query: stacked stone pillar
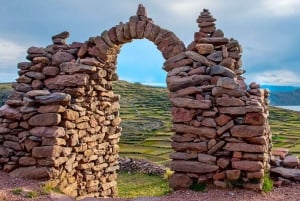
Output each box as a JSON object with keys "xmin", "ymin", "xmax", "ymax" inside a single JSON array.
[{"xmin": 168, "ymin": 9, "xmax": 271, "ymax": 191}]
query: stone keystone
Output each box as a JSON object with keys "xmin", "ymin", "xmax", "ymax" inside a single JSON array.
[{"xmin": 137, "ymin": 4, "xmax": 147, "ymax": 16}]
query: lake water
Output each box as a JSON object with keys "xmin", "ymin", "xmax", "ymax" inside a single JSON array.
[{"xmin": 276, "ymin": 106, "xmax": 300, "ymax": 112}]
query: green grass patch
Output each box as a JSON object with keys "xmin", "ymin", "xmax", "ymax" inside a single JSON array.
[
  {"xmin": 11, "ymin": 188, "xmax": 22, "ymax": 195},
  {"xmin": 262, "ymin": 174, "xmax": 274, "ymax": 193},
  {"xmin": 117, "ymin": 172, "xmax": 171, "ymax": 198}
]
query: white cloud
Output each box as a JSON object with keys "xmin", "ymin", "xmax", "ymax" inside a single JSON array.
[
  {"xmin": 249, "ymin": 70, "xmax": 300, "ymax": 86},
  {"xmin": 0, "ymin": 38, "xmax": 27, "ymax": 67},
  {"xmin": 260, "ymin": 0, "xmax": 300, "ymax": 17}
]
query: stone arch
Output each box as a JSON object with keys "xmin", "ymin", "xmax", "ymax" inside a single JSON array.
[
  {"xmin": 77, "ymin": 4, "xmax": 186, "ymax": 80},
  {"xmin": 0, "ymin": 4, "xmax": 272, "ymax": 199}
]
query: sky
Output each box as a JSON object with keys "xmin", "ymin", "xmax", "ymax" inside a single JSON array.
[{"xmin": 0, "ymin": 0, "xmax": 300, "ymax": 86}]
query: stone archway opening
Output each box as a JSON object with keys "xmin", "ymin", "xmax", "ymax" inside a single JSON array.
[
  {"xmin": 0, "ymin": 4, "xmax": 271, "ymax": 199},
  {"xmin": 115, "ymin": 39, "xmax": 172, "ymax": 165}
]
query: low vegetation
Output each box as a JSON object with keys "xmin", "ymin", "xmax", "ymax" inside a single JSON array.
[{"xmin": 117, "ymin": 171, "xmax": 170, "ymax": 198}]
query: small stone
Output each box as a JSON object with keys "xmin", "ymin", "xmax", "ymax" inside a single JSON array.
[
  {"xmin": 171, "ymin": 107, "xmax": 196, "ymax": 122},
  {"xmin": 217, "ymin": 157, "xmax": 230, "ymax": 169},
  {"xmin": 232, "ymin": 160, "xmax": 263, "ymax": 172},
  {"xmin": 230, "ymin": 125, "xmax": 265, "ymax": 138},
  {"xmin": 52, "ymin": 31, "xmax": 70, "ymax": 40},
  {"xmin": 226, "ymin": 170, "xmax": 241, "ymax": 180},
  {"xmin": 52, "ymin": 52, "xmax": 74, "ymax": 66},
  {"xmin": 29, "ymin": 126, "xmax": 65, "ymax": 138},
  {"xmin": 195, "ymin": 44, "xmax": 214, "ymax": 54},
  {"xmin": 9, "ymin": 166, "xmax": 49, "ymax": 179},
  {"xmin": 28, "ymin": 113, "xmax": 61, "ymax": 126},
  {"xmin": 282, "ymin": 155, "xmax": 299, "ymax": 168},
  {"xmin": 210, "ymin": 65, "xmax": 236, "ymax": 78},
  {"xmin": 271, "ymin": 167, "xmax": 300, "ymax": 181},
  {"xmin": 26, "ymin": 90, "xmax": 50, "ymax": 97},
  {"xmin": 216, "ymin": 114, "xmax": 232, "ymax": 126},
  {"xmin": 169, "ymin": 173, "xmax": 192, "ymax": 190},
  {"xmin": 207, "ymin": 51, "xmax": 223, "ymax": 62},
  {"xmin": 198, "ymin": 153, "xmax": 216, "ymax": 164},
  {"xmin": 217, "ymin": 77, "xmax": 238, "ymax": 89},
  {"xmin": 224, "ymin": 142, "xmax": 265, "ymax": 153}
]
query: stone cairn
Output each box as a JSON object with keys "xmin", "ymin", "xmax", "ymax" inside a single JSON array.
[
  {"xmin": 0, "ymin": 5, "xmax": 271, "ymax": 198},
  {"xmin": 168, "ymin": 9, "xmax": 271, "ymax": 191}
]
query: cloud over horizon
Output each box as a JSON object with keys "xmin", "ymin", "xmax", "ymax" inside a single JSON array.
[{"xmin": 0, "ymin": 0, "xmax": 299, "ymax": 86}]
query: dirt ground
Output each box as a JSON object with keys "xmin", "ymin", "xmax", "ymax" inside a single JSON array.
[{"xmin": 0, "ymin": 171, "xmax": 300, "ymax": 201}]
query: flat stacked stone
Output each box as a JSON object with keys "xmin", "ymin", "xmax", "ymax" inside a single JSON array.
[{"xmin": 167, "ymin": 9, "xmax": 271, "ymax": 191}]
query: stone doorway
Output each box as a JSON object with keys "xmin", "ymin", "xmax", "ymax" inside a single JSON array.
[{"xmin": 0, "ymin": 4, "xmax": 271, "ymax": 198}]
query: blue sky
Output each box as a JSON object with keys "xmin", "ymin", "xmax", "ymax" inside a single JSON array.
[{"xmin": 1, "ymin": 0, "xmax": 300, "ymax": 86}]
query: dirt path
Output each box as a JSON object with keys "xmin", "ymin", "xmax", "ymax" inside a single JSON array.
[{"xmin": 0, "ymin": 171, "xmax": 299, "ymax": 201}]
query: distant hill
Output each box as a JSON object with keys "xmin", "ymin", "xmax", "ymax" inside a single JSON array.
[{"xmin": 269, "ymin": 89, "xmax": 300, "ymax": 106}]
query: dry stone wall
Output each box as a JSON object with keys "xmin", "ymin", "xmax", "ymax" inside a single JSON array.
[
  {"xmin": 0, "ymin": 4, "xmax": 271, "ymax": 198},
  {"xmin": 168, "ymin": 9, "xmax": 271, "ymax": 191}
]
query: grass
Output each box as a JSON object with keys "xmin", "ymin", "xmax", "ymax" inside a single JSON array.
[
  {"xmin": 11, "ymin": 188, "xmax": 22, "ymax": 195},
  {"xmin": 262, "ymin": 174, "xmax": 274, "ymax": 193},
  {"xmin": 117, "ymin": 171, "xmax": 171, "ymax": 198}
]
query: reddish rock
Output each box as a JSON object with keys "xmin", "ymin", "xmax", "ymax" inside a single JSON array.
[
  {"xmin": 0, "ymin": 105, "xmax": 22, "ymax": 120},
  {"xmin": 226, "ymin": 170, "xmax": 240, "ymax": 180},
  {"xmin": 38, "ymin": 105, "xmax": 66, "ymax": 113},
  {"xmin": 224, "ymin": 142, "xmax": 266, "ymax": 153},
  {"xmin": 167, "ymin": 74, "xmax": 211, "ymax": 92},
  {"xmin": 282, "ymin": 155, "xmax": 299, "ymax": 168},
  {"xmin": 32, "ymin": 145, "xmax": 62, "ymax": 158},
  {"xmin": 217, "ymin": 120, "xmax": 234, "ymax": 135},
  {"xmin": 207, "ymin": 51, "xmax": 223, "ymax": 62},
  {"xmin": 213, "ymin": 172, "xmax": 225, "ymax": 180},
  {"xmin": 208, "ymin": 141, "xmax": 225, "ymax": 154},
  {"xmin": 9, "ymin": 166, "xmax": 49, "ymax": 179},
  {"xmin": 272, "ymin": 148, "xmax": 289, "ymax": 159},
  {"xmin": 232, "ymin": 160, "xmax": 263, "ymax": 172},
  {"xmin": 245, "ymin": 113, "xmax": 266, "ymax": 125},
  {"xmin": 171, "ymin": 107, "xmax": 196, "ymax": 122},
  {"xmin": 219, "ymin": 106, "xmax": 246, "ymax": 115},
  {"xmin": 244, "ymin": 136, "xmax": 267, "ymax": 145},
  {"xmin": 35, "ymin": 92, "xmax": 71, "ymax": 106},
  {"xmin": 201, "ymin": 118, "xmax": 216, "ymax": 127},
  {"xmin": 29, "ymin": 126, "xmax": 65, "ymax": 138},
  {"xmin": 198, "ymin": 153, "xmax": 216, "ymax": 164},
  {"xmin": 44, "ymin": 74, "xmax": 89, "ymax": 90},
  {"xmin": 28, "ymin": 113, "xmax": 61, "ymax": 126},
  {"xmin": 220, "ymin": 57, "xmax": 235, "ymax": 70},
  {"xmin": 52, "ymin": 52, "xmax": 74, "ymax": 65},
  {"xmin": 63, "ymin": 109, "xmax": 79, "ymax": 121},
  {"xmin": 3, "ymin": 141, "xmax": 22, "ymax": 151},
  {"xmin": 172, "ymin": 141, "xmax": 207, "ymax": 152},
  {"xmin": 212, "ymin": 87, "xmax": 245, "ymax": 97},
  {"xmin": 18, "ymin": 157, "xmax": 36, "ymax": 166},
  {"xmin": 216, "ymin": 77, "xmax": 238, "ymax": 89},
  {"xmin": 217, "ymin": 157, "xmax": 230, "ymax": 169},
  {"xmin": 271, "ymin": 167, "xmax": 300, "ymax": 181},
  {"xmin": 170, "ymin": 152, "xmax": 198, "ymax": 160},
  {"xmin": 216, "ymin": 114, "xmax": 232, "ymax": 126},
  {"xmin": 195, "ymin": 43, "xmax": 214, "ymax": 54},
  {"xmin": 217, "ymin": 97, "xmax": 245, "ymax": 107},
  {"xmin": 171, "ymin": 97, "xmax": 211, "ymax": 109},
  {"xmin": 247, "ymin": 170, "xmax": 264, "ymax": 179},
  {"xmin": 173, "ymin": 124, "xmax": 216, "ymax": 138},
  {"xmin": 169, "ymin": 173, "xmax": 192, "ymax": 190},
  {"xmin": 171, "ymin": 160, "xmax": 219, "ymax": 173},
  {"xmin": 230, "ymin": 125, "xmax": 265, "ymax": 138}
]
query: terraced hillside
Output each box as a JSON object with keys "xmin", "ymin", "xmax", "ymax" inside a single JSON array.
[
  {"xmin": 112, "ymin": 81, "xmax": 173, "ymax": 165},
  {"xmin": 0, "ymin": 81, "xmax": 299, "ymax": 165}
]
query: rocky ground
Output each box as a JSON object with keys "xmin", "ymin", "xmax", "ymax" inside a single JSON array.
[{"xmin": 0, "ymin": 170, "xmax": 300, "ymax": 201}]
